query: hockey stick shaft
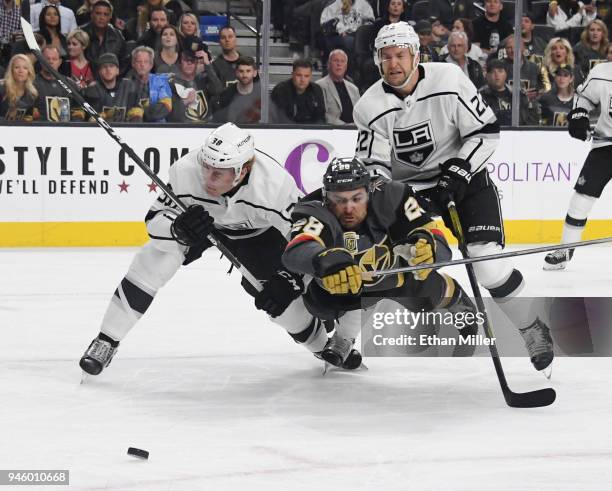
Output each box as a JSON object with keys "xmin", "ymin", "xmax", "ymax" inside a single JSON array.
[
  {"xmin": 370, "ymin": 236, "xmax": 612, "ymax": 277},
  {"xmin": 447, "ymin": 203, "xmax": 512, "ymax": 391},
  {"xmin": 447, "ymin": 203, "xmax": 555, "ymax": 407},
  {"xmin": 19, "ymin": 17, "xmax": 263, "ymax": 292}
]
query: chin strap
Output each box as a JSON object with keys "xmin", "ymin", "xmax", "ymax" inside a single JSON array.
[{"xmin": 379, "ymin": 51, "xmax": 420, "ymax": 91}]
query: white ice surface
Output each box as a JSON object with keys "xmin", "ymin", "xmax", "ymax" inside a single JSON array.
[{"xmin": 1, "ymin": 245, "xmax": 611, "ymax": 490}]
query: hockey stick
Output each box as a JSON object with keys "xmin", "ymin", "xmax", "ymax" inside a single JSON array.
[
  {"xmin": 369, "ymin": 236, "xmax": 612, "ymax": 277},
  {"xmin": 447, "ymin": 202, "xmax": 556, "ymax": 408},
  {"xmin": 19, "ymin": 17, "xmax": 263, "ymax": 292}
]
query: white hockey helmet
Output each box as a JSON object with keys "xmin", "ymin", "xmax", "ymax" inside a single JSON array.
[
  {"xmin": 198, "ymin": 123, "xmax": 255, "ymax": 181},
  {"xmin": 373, "ymin": 21, "xmax": 420, "ymax": 69}
]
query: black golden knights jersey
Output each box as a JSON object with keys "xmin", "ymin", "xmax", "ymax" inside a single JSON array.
[
  {"xmin": 353, "ymin": 63, "xmax": 500, "ymax": 189},
  {"xmin": 83, "ymin": 78, "xmax": 142, "ymax": 122},
  {"xmin": 33, "ymin": 75, "xmax": 79, "ymax": 122},
  {"xmin": 284, "ymin": 179, "xmax": 439, "ymax": 293}
]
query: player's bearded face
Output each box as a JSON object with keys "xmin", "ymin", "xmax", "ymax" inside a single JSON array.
[
  {"xmin": 381, "ymin": 46, "xmax": 415, "ymax": 86},
  {"xmin": 202, "ymin": 163, "xmax": 240, "ymax": 196},
  {"xmin": 327, "ymin": 188, "xmax": 369, "ymax": 230}
]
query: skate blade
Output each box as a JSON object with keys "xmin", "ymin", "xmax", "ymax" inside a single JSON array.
[
  {"xmin": 80, "ymin": 371, "xmax": 89, "ymax": 384},
  {"xmin": 543, "ymin": 263, "xmax": 566, "ymax": 271},
  {"xmin": 321, "ymin": 361, "xmax": 368, "ymax": 375},
  {"xmin": 541, "ymin": 364, "xmax": 553, "ymax": 380}
]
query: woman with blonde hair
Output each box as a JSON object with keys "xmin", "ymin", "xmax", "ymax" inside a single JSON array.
[
  {"xmin": 544, "ymin": 37, "xmax": 583, "ymax": 87},
  {"xmin": 178, "ymin": 12, "xmax": 200, "ymax": 38},
  {"xmin": 0, "ymin": 55, "xmax": 39, "ymax": 121},
  {"xmin": 66, "ymin": 29, "xmax": 94, "ymax": 89},
  {"xmin": 573, "ymin": 19, "xmax": 609, "ymax": 78}
]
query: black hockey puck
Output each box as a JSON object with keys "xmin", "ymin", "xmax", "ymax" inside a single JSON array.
[{"xmin": 127, "ymin": 447, "xmax": 149, "ymax": 460}]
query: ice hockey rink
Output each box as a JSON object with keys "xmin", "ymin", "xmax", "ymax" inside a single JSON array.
[{"xmin": 1, "ymin": 245, "xmax": 611, "ymax": 490}]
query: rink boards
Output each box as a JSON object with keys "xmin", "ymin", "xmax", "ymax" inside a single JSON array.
[{"xmin": 0, "ymin": 125, "xmax": 609, "ymax": 246}]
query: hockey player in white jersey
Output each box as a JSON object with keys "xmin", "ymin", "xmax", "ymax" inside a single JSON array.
[
  {"xmin": 544, "ymin": 61, "xmax": 612, "ymax": 270},
  {"xmin": 79, "ymin": 123, "xmax": 334, "ymax": 375},
  {"xmin": 353, "ymin": 22, "xmax": 554, "ymax": 373}
]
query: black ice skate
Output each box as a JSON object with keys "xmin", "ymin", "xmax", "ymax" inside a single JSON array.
[
  {"xmin": 79, "ymin": 335, "xmax": 119, "ymax": 376},
  {"xmin": 315, "ymin": 333, "xmax": 363, "ymax": 372},
  {"xmin": 519, "ymin": 318, "xmax": 554, "ymax": 377},
  {"xmin": 543, "ymin": 248, "xmax": 574, "ymax": 270}
]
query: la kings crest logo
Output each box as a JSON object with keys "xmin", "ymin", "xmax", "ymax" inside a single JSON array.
[{"xmin": 392, "ymin": 121, "xmax": 436, "ymax": 168}]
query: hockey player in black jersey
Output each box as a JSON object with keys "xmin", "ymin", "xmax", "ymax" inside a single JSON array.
[
  {"xmin": 353, "ymin": 21, "xmax": 554, "ymax": 374},
  {"xmin": 282, "ymin": 157, "xmax": 479, "ymax": 368}
]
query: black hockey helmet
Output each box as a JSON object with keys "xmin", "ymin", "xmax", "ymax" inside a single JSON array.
[{"xmin": 323, "ymin": 157, "xmax": 371, "ymax": 195}]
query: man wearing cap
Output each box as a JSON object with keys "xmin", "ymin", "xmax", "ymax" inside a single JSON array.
[
  {"xmin": 479, "ymin": 58, "xmax": 540, "ymax": 126},
  {"xmin": 414, "ymin": 20, "xmax": 440, "ymax": 62},
  {"xmin": 82, "ymin": 52, "xmax": 142, "ymax": 122},
  {"xmin": 167, "ymin": 47, "xmax": 223, "ymax": 122}
]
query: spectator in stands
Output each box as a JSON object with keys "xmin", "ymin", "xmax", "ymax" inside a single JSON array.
[
  {"xmin": 538, "ymin": 65, "xmax": 574, "ymax": 126},
  {"xmin": 373, "ymin": 0, "xmax": 408, "ymax": 33},
  {"xmin": 606, "ymin": 44, "xmax": 612, "ymax": 61},
  {"xmin": 136, "ymin": 7, "xmax": 170, "ymax": 50},
  {"xmin": 480, "ymin": 58, "xmax": 540, "ymax": 126},
  {"xmin": 76, "ymin": 0, "xmax": 96, "ymax": 27},
  {"xmin": 214, "ymin": 56, "xmax": 261, "ymax": 124},
  {"xmin": 1, "ymin": 0, "xmax": 24, "ymax": 67},
  {"xmin": 212, "ymin": 26, "xmax": 242, "ymax": 88},
  {"xmin": 428, "ymin": 0, "xmax": 454, "ymax": 29},
  {"xmin": 0, "ymin": 54, "xmax": 39, "ymax": 121},
  {"xmin": 439, "ymin": 18, "xmax": 485, "ymax": 66},
  {"xmin": 472, "ymin": 0, "xmax": 513, "ymax": 54},
  {"xmin": 129, "ymin": 45, "xmax": 172, "ymax": 122},
  {"xmin": 442, "ymin": 31, "xmax": 485, "ymax": 89},
  {"xmin": 320, "ymin": 0, "xmax": 374, "ymax": 70},
  {"xmin": 414, "ymin": 20, "xmax": 440, "ymax": 62},
  {"xmin": 10, "ymin": 32, "xmax": 47, "ymax": 69},
  {"xmin": 31, "ymin": 0, "xmax": 77, "ymax": 35},
  {"xmin": 83, "ymin": 1, "xmax": 128, "ymax": 74},
  {"xmin": 573, "ymin": 19, "xmax": 609, "ymax": 78},
  {"xmin": 498, "ymin": 35, "xmax": 550, "ymax": 98},
  {"xmin": 167, "ymin": 48, "xmax": 223, "ymax": 122},
  {"xmin": 37, "ymin": 5, "xmax": 68, "ymax": 58},
  {"xmin": 82, "ymin": 52, "xmax": 142, "ymax": 121},
  {"xmin": 34, "ymin": 45, "xmax": 81, "ymax": 121},
  {"xmin": 270, "ymin": 58, "xmax": 325, "ymax": 124},
  {"xmin": 66, "ymin": 29, "xmax": 94, "ymax": 89},
  {"xmin": 178, "ymin": 12, "xmax": 200, "ymax": 38},
  {"xmin": 522, "ymin": 12, "xmax": 547, "ymax": 58},
  {"xmin": 543, "ymin": 36, "xmax": 583, "ymax": 87},
  {"xmin": 430, "ymin": 16, "xmax": 450, "ymax": 46},
  {"xmin": 315, "ymin": 48, "xmax": 359, "ymax": 125},
  {"xmin": 154, "ymin": 24, "xmax": 181, "ymax": 73},
  {"xmin": 547, "ymin": 0, "xmax": 596, "ymax": 32}
]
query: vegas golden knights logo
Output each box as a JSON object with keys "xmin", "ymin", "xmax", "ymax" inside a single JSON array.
[
  {"xmin": 102, "ymin": 105, "xmax": 127, "ymax": 122},
  {"xmin": 185, "ymin": 90, "xmax": 208, "ymax": 121},
  {"xmin": 5, "ymin": 108, "xmax": 27, "ymax": 121},
  {"xmin": 356, "ymin": 242, "xmax": 391, "ymax": 286},
  {"xmin": 553, "ymin": 111, "xmax": 568, "ymax": 127},
  {"xmin": 46, "ymin": 96, "xmax": 70, "ymax": 122},
  {"xmin": 343, "ymin": 232, "xmax": 359, "ymax": 254}
]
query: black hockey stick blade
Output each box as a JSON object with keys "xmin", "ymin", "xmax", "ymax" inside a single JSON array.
[{"xmin": 504, "ymin": 387, "xmax": 556, "ymax": 408}]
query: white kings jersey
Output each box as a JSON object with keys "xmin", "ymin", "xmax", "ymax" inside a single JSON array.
[
  {"xmin": 146, "ymin": 148, "xmax": 302, "ymax": 249},
  {"xmin": 575, "ymin": 61, "xmax": 612, "ymax": 148},
  {"xmin": 353, "ymin": 63, "xmax": 500, "ymax": 188}
]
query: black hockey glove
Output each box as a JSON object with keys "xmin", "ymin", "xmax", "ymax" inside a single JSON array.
[
  {"xmin": 393, "ymin": 228, "xmax": 436, "ymax": 281},
  {"xmin": 433, "ymin": 158, "xmax": 472, "ymax": 206},
  {"xmin": 567, "ymin": 107, "xmax": 590, "ymax": 141},
  {"xmin": 313, "ymin": 248, "xmax": 362, "ymax": 295},
  {"xmin": 170, "ymin": 205, "xmax": 214, "ymax": 246},
  {"xmin": 254, "ymin": 270, "xmax": 304, "ymax": 318}
]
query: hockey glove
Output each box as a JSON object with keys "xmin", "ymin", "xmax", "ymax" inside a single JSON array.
[
  {"xmin": 568, "ymin": 107, "xmax": 590, "ymax": 141},
  {"xmin": 393, "ymin": 228, "xmax": 436, "ymax": 280},
  {"xmin": 255, "ymin": 270, "xmax": 304, "ymax": 318},
  {"xmin": 170, "ymin": 205, "xmax": 214, "ymax": 246},
  {"xmin": 313, "ymin": 248, "xmax": 362, "ymax": 295},
  {"xmin": 433, "ymin": 158, "xmax": 472, "ymax": 206}
]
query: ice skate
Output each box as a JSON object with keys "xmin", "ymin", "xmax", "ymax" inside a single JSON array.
[
  {"xmin": 315, "ymin": 333, "xmax": 364, "ymax": 373},
  {"xmin": 519, "ymin": 318, "xmax": 554, "ymax": 377},
  {"xmin": 543, "ymin": 248, "xmax": 574, "ymax": 270},
  {"xmin": 79, "ymin": 335, "xmax": 119, "ymax": 376}
]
